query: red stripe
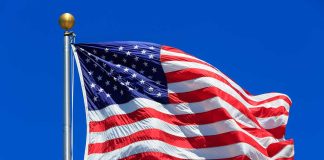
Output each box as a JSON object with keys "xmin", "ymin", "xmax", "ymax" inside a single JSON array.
[
  {"xmin": 165, "ymin": 68, "xmax": 292, "ymax": 107},
  {"xmin": 276, "ymin": 158, "xmax": 294, "ymax": 160},
  {"xmin": 161, "ymin": 54, "xmax": 214, "ymax": 68},
  {"xmin": 267, "ymin": 139, "xmax": 294, "ymax": 157},
  {"xmin": 165, "ymin": 67, "xmax": 222, "ymax": 83},
  {"xmin": 217, "ymin": 155, "xmax": 251, "ymax": 160},
  {"xmin": 241, "ymin": 126, "xmax": 273, "ymax": 138},
  {"xmin": 161, "ymin": 45, "xmax": 190, "ymax": 55},
  {"xmin": 238, "ymin": 123, "xmax": 287, "ymax": 142},
  {"xmin": 169, "ymin": 86, "xmax": 263, "ymax": 128},
  {"xmin": 265, "ymin": 125, "xmax": 286, "ymax": 139},
  {"xmin": 120, "ymin": 152, "xmax": 251, "ymax": 160},
  {"xmin": 249, "ymin": 106, "xmax": 289, "ymax": 118},
  {"xmin": 120, "ymin": 152, "xmax": 182, "ymax": 160},
  {"xmin": 88, "ymin": 129, "xmax": 268, "ymax": 156},
  {"xmin": 89, "ymin": 107, "xmax": 232, "ymax": 132}
]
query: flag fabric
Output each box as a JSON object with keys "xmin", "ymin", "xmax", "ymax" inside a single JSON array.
[{"xmin": 72, "ymin": 41, "xmax": 294, "ymax": 160}]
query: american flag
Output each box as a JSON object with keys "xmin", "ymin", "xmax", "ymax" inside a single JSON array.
[{"xmin": 72, "ymin": 41, "xmax": 294, "ymax": 160}]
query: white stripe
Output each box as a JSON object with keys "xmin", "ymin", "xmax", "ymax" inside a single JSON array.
[
  {"xmin": 168, "ymin": 76, "xmax": 290, "ymax": 111},
  {"xmin": 162, "ymin": 60, "xmax": 291, "ymax": 104},
  {"xmin": 89, "ymin": 118, "xmax": 281, "ymax": 149},
  {"xmin": 88, "ymin": 97, "xmax": 257, "ymax": 128},
  {"xmin": 271, "ymin": 144, "xmax": 294, "ymax": 159},
  {"xmin": 88, "ymin": 140, "xmax": 269, "ymax": 160},
  {"xmin": 257, "ymin": 115, "xmax": 288, "ymax": 130},
  {"xmin": 160, "ymin": 49, "xmax": 204, "ymax": 62}
]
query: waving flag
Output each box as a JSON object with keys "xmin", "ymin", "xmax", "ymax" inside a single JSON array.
[{"xmin": 72, "ymin": 41, "xmax": 294, "ymax": 160}]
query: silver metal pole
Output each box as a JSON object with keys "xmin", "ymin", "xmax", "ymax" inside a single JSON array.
[
  {"xmin": 59, "ymin": 12, "xmax": 74, "ymax": 160},
  {"xmin": 63, "ymin": 31, "xmax": 71, "ymax": 160}
]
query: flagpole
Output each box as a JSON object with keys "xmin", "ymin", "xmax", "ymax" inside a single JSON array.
[{"xmin": 59, "ymin": 13, "xmax": 75, "ymax": 160}]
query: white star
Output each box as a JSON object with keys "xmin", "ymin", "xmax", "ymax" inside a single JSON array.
[
  {"xmin": 105, "ymin": 80, "xmax": 110, "ymax": 86},
  {"xmin": 157, "ymin": 92, "xmax": 162, "ymax": 97},
  {"xmin": 97, "ymin": 76, "xmax": 102, "ymax": 81},
  {"xmin": 117, "ymin": 75, "xmax": 122, "ymax": 80},
  {"xmin": 152, "ymin": 67, "xmax": 157, "ymax": 73},
  {"xmin": 148, "ymin": 86, "xmax": 154, "ymax": 92},
  {"xmin": 106, "ymin": 93, "xmax": 111, "ymax": 97},
  {"xmin": 101, "ymin": 55, "xmax": 106, "ymax": 59},
  {"xmin": 105, "ymin": 48, "xmax": 109, "ymax": 52},
  {"xmin": 139, "ymin": 70, "xmax": 144, "ymax": 74},
  {"xmin": 113, "ymin": 53, "xmax": 118, "ymax": 58},
  {"xmin": 88, "ymin": 71, "xmax": 93, "ymax": 75},
  {"xmin": 85, "ymin": 58, "xmax": 90, "ymax": 63},
  {"xmin": 125, "ymin": 81, "xmax": 130, "ymax": 86},
  {"xmin": 95, "ymin": 57, "xmax": 99, "ymax": 61},
  {"xmin": 120, "ymin": 90, "xmax": 124, "ymax": 95},
  {"xmin": 94, "ymin": 63, "xmax": 98, "ymax": 68},
  {"xmin": 103, "ymin": 63, "xmax": 107, "ymax": 68},
  {"xmin": 113, "ymin": 85, "xmax": 118, "ymax": 90},
  {"xmin": 143, "ymin": 62, "xmax": 148, "ymax": 67},
  {"xmin": 156, "ymin": 81, "xmax": 161, "ymax": 85},
  {"xmin": 131, "ymin": 64, "xmax": 136, "ymax": 68},
  {"xmin": 126, "ymin": 51, "xmax": 131, "ymax": 56},
  {"xmin": 90, "ymin": 83, "xmax": 96, "ymax": 88},
  {"xmin": 93, "ymin": 49, "xmax": 97, "ymax": 54},
  {"xmin": 149, "ymin": 46, "xmax": 155, "ymax": 50},
  {"xmin": 99, "ymin": 88, "xmax": 104, "ymax": 92},
  {"xmin": 124, "ymin": 68, "xmax": 129, "ymax": 72},
  {"xmin": 140, "ymin": 79, "xmax": 145, "ymax": 84},
  {"xmin": 119, "ymin": 46, "xmax": 124, "ymax": 51},
  {"xmin": 134, "ymin": 45, "xmax": 139, "ymax": 49},
  {"xmin": 113, "ymin": 77, "xmax": 117, "ymax": 81},
  {"xmin": 94, "ymin": 96, "xmax": 98, "ymax": 101},
  {"xmin": 148, "ymin": 75, "xmax": 153, "ymax": 79},
  {"xmin": 131, "ymin": 73, "xmax": 137, "ymax": 78},
  {"xmin": 134, "ymin": 56, "xmax": 139, "ymax": 61},
  {"xmin": 122, "ymin": 58, "xmax": 127, "ymax": 63},
  {"xmin": 110, "ymin": 69, "xmax": 114, "ymax": 74},
  {"xmin": 149, "ymin": 54, "xmax": 154, "ymax": 59},
  {"xmin": 116, "ymin": 64, "xmax": 121, "ymax": 68},
  {"xmin": 141, "ymin": 50, "xmax": 146, "ymax": 54}
]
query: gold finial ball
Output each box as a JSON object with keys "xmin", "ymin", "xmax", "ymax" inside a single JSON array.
[{"xmin": 59, "ymin": 13, "xmax": 75, "ymax": 30}]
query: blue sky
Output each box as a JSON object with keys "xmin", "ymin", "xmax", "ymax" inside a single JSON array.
[{"xmin": 0, "ymin": 0, "xmax": 323, "ymax": 159}]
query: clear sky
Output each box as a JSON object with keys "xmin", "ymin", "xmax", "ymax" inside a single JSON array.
[{"xmin": 0, "ymin": 0, "xmax": 323, "ymax": 159}]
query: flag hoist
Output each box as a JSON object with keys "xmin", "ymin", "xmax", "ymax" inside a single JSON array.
[{"xmin": 59, "ymin": 13, "xmax": 75, "ymax": 160}]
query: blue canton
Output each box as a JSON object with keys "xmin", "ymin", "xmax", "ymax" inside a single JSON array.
[{"xmin": 73, "ymin": 42, "xmax": 168, "ymax": 110}]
